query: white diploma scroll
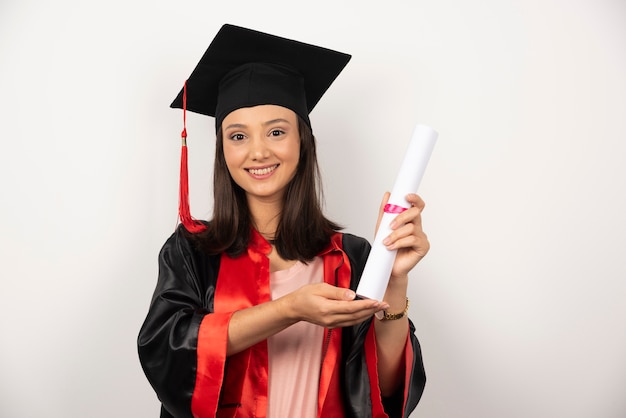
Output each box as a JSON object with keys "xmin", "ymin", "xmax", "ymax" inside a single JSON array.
[{"xmin": 355, "ymin": 124, "xmax": 438, "ymax": 301}]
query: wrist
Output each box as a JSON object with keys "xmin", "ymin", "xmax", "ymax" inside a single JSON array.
[
  {"xmin": 382, "ymin": 276, "xmax": 408, "ymax": 312},
  {"xmin": 276, "ymin": 293, "xmax": 300, "ymax": 324},
  {"xmin": 386, "ymin": 275, "xmax": 409, "ymax": 296},
  {"xmin": 376, "ymin": 297, "xmax": 410, "ymax": 321}
]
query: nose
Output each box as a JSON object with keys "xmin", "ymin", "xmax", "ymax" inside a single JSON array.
[{"xmin": 249, "ymin": 136, "xmax": 270, "ymax": 161}]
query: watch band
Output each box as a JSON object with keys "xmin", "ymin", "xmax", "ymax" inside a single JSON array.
[{"xmin": 378, "ymin": 297, "xmax": 410, "ymax": 321}]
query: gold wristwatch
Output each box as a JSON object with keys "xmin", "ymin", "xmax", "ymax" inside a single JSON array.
[{"xmin": 378, "ymin": 297, "xmax": 410, "ymax": 321}]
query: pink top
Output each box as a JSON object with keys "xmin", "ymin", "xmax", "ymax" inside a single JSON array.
[{"xmin": 267, "ymin": 257, "xmax": 324, "ymax": 418}]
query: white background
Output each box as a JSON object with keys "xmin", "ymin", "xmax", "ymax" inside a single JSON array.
[{"xmin": 1, "ymin": 1, "xmax": 625, "ymax": 417}]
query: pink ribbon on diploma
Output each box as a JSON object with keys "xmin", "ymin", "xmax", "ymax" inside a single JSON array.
[{"xmin": 383, "ymin": 204, "xmax": 408, "ymax": 214}]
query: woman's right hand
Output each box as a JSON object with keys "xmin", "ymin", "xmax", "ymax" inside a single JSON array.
[
  {"xmin": 281, "ymin": 283, "xmax": 389, "ymax": 329},
  {"xmin": 227, "ymin": 284, "xmax": 387, "ymax": 355}
]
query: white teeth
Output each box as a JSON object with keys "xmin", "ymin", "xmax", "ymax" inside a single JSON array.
[{"xmin": 248, "ymin": 165, "xmax": 277, "ymax": 175}]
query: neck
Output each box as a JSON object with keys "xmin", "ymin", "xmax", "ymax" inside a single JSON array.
[{"xmin": 247, "ymin": 195, "xmax": 283, "ymax": 241}]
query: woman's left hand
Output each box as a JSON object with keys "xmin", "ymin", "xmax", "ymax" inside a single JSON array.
[{"xmin": 376, "ymin": 192, "xmax": 430, "ymax": 280}]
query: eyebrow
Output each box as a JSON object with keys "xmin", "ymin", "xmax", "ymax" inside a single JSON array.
[
  {"xmin": 223, "ymin": 123, "xmax": 247, "ymax": 130},
  {"xmin": 262, "ymin": 118, "xmax": 292, "ymax": 127},
  {"xmin": 223, "ymin": 118, "xmax": 292, "ymax": 131}
]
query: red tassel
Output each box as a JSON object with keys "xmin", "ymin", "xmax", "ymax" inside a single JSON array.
[{"xmin": 178, "ymin": 80, "xmax": 207, "ymax": 233}]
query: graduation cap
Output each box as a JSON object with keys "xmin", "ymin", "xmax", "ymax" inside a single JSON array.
[{"xmin": 172, "ymin": 24, "xmax": 351, "ymax": 233}]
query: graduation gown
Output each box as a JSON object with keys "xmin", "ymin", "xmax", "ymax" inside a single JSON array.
[{"xmin": 138, "ymin": 226, "xmax": 426, "ymax": 417}]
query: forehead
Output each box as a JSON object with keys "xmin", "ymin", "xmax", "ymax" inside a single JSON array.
[{"xmin": 222, "ymin": 105, "xmax": 298, "ymax": 127}]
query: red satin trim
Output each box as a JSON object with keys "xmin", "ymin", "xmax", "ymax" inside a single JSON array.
[
  {"xmin": 364, "ymin": 322, "xmax": 414, "ymax": 418},
  {"xmin": 192, "ymin": 231, "xmax": 272, "ymax": 417},
  {"xmin": 384, "ymin": 204, "xmax": 408, "ymax": 214},
  {"xmin": 364, "ymin": 325, "xmax": 387, "ymax": 418},
  {"xmin": 318, "ymin": 239, "xmax": 349, "ymax": 417},
  {"xmin": 214, "ymin": 230, "xmax": 271, "ymax": 417},
  {"xmin": 192, "ymin": 312, "xmax": 233, "ymax": 418},
  {"xmin": 402, "ymin": 332, "xmax": 414, "ymax": 418}
]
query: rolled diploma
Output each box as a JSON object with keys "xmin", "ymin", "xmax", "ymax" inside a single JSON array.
[{"xmin": 355, "ymin": 124, "xmax": 438, "ymax": 301}]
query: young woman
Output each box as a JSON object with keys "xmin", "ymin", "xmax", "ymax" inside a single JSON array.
[{"xmin": 138, "ymin": 24, "xmax": 428, "ymax": 418}]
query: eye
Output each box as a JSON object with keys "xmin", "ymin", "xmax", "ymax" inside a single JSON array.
[
  {"xmin": 269, "ymin": 129, "xmax": 285, "ymax": 137},
  {"xmin": 229, "ymin": 133, "xmax": 246, "ymax": 141}
]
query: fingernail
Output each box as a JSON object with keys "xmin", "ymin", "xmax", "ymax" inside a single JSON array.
[
  {"xmin": 382, "ymin": 237, "xmax": 391, "ymax": 245},
  {"xmin": 345, "ymin": 290, "xmax": 356, "ymax": 299}
]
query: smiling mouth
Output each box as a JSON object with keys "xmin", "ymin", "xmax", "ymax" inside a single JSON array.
[{"xmin": 246, "ymin": 164, "xmax": 278, "ymax": 175}]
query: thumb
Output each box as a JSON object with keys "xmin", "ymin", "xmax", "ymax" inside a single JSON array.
[
  {"xmin": 317, "ymin": 283, "xmax": 356, "ymax": 301},
  {"xmin": 342, "ymin": 289, "xmax": 357, "ymax": 301}
]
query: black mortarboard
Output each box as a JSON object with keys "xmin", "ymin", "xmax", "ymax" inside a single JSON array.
[
  {"xmin": 173, "ymin": 24, "xmax": 351, "ymax": 233},
  {"xmin": 170, "ymin": 24, "xmax": 351, "ymax": 129}
]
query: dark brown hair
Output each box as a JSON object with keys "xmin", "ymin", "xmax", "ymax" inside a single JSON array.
[{"xmin": 192, "ymin": 116, "xmax": 341, "ymax": 261}]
